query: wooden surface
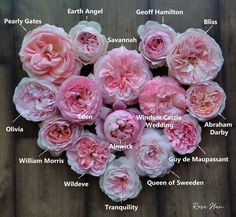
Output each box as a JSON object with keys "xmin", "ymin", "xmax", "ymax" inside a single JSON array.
[{"xmin": 0, "ymin": 0, "xmax": 235, "ymax": 217}]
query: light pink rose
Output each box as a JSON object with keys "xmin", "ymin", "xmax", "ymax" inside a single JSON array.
[
  {"xmin": 13, "ymin": 77, "xmax": 57, "ymax": 122},
  {"xmin": 99, "ymin": 157, "xmax": 142, "ymax": 202},
  {"xmin": 167, "ymin": 28, "xmax": 224, "ymax": 85},
  {"xmin": 94, "ymin": 46, "xmax": 152, "ymax": 105},
  {"xmin": 138, "ymin": 21, "xmax": 176, "ymax": 68},
  {"xmin": 186, "ymin": 81, "xmax": 226, "ymax": 121},
  {"xmin": 67, "ymin": 132, "xmax": 115, "ymax": 176},
  {"xmin": 56, "ymin": 75, "xmax": 103, "ymax": 125},
  {"xmin": 69, "ymin": 21, "xmax": 108, "ymax": 65},
  {"xmin": 95, "ymin": 107, "xmax": 145, "ymax": 150},
  {"xmin": 126, "ymin": 129, "xmax": 174, "ymax": 178},
  {"xmin": 37, "ymin": 116, "xmax": 83, "ymax": 155},
  {"xmin": 19, "ymin": 24, "xmax": 82, "ymax": 85},
  {"xmin": 164, "ymin": 114, "xmax": 201, "ymax": 154},
  {"xmin": 139, "ymin": 76, "xmax": 186, "ymax": 121}
]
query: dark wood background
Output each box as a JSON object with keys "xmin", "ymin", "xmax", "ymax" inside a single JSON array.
[{"xmin": 0, "ymin": 0, "xmax": 235, "ymax": 216}]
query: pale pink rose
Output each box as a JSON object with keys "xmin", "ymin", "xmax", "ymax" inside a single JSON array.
[
  {"xmin": 19, "ymin": 24, "xmax": 82, "ymax": 85},
  {"xmin": 13, "ymin": 77, "xmax": 57, "ymax": 122},
  {"xmin": 99, "ymin": 157, "xmax": 142, "ymax": 202},
  {"xmin": 69, "ymin": 21, "xmax": 108, "ymax": 65},
  {"xmin": 167, "ymin": 28, "xmax": 224, "ymax": 85},
  {"xmin": 139, "ymin": 76, "xmax": 186, "ymax": 121},
  {"xmin": 56, "ymin": 75, "xmax": 103, "ymax": 125},
  {"xmin": 126, "ymin": 129, "xmax": 174, "ymax": 178},
  {"xmin": 186, "ymin": 81, "xmax": 226, "ymax": 121},
  {"xmin": 138, "ymin": 21, "xmax": 176, "ymax": 68},
  {"xmin": 94, "ymin": 46, "xmax": 152, "ymax": 105},
  {"xmin": 37, "ymin": 116, "xmax": 83, "ymax": 155},
  {"xmin": 67, "ymin": 132, "xmax": 115, "ymax": 176},
  {"xmin": 95, "ymin": 107, "xmax": 145, "ymax": 150},
  {"xmin": 164, "ymin": 114, "xmax": 201, "ymax": 154}
]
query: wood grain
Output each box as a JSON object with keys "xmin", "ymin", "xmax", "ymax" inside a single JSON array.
[
  {"xmin": 0, "ymin": 0, "xmax": 235, "ymax": 217},
  {"xmin": 0, "ymin": 65, "xmax": 15, "ymax": 217}
]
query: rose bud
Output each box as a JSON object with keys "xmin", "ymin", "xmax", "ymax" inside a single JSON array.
[
  {"xmin": 164, "ymin": 114, "xmax": 202, "ymax": 154},
  {"xmin": 56, "ymin": 75, "xmax": 103, "ymax": 125},
  {"xmin": 37, "ymin": 115, "xmax": 83, "ymax": 155},
  {"xmin": 126, "ymin": 128, "xmax": 174, "ymax": 178},
  {"xmin": 67, "ymin": 132, "xmax": 115, "ymax": 177},
  {"xmin": 13, "ymin": 77, "xmax": 57, "ymax": 122},
  {"xmin": 186, "ymin": 81, "xmax": 226, "ymax": 121},
  {"xmin": 69, "ymin": 21, "xmax": 108, "ymax": 65},
  {"xmin": 138, "ymin": 20, "xmax": 176, "ymax": 68},
  {"xmin": 19, "ymin": 24, "xmax": 82, "ymax": 85},
  {"xmin": 167, "ymin": 28, "xmax": 224, "ymax": 85},
  {"xmin": 99, "ymin": 157, "xmax": 142, "ymax": 202},
  {"xmin": 94, "ymin": 46, "xmax": 152, "ymax": 106}
]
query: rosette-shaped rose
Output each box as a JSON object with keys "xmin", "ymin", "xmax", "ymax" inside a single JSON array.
[
  {"xmin": 186, "ymin": 81, "xmax": 226, "ymax": 121},
  {"xmin": 167, "ymin": 28, "xmax": 224, "ymax": 85},
  {"xmin": 56, "ymin": 75, "xmax": 103, "ymax": 125},
  {"xmin": 67, "ymin": 132, "xmax": 115, "ymax": 176},
  {"xmin": 37, "ymin": 116, "xmax": 83, "ymax": 155},
  {"xmin": 13, "ymin": 77, "xmax": 57, "ymax": 122},
  {"xmin": 96, "ymin": 107, "xmax": 145, "ymax": 150},
  {"xmin": 164, "ymin": 114, "xmax": 201, "ymax": 154},
  {"xmin": 99, "ymin": 157, "xmax": 142, "ymax": 202},
  {"xmin": 138, "ymin": 21, "xmax": 176, "ymax": 68},
  {"xmin": 69, "ymin": 21, "xmax": 108, "ymax": 65},
  {"xmin": 94, "ymin": 46, "xmax": 152, "ymax": 105},
  {"xmin": 139, "ymin": 76, "xmax": 186, "ymax": 120},
  {"xmin": 126, "ymin": 129, "xmax": 174, "ymax": 178},
  {"xmin": 19, "ymin": 24, "xmax": 81, "ymax": 85}
]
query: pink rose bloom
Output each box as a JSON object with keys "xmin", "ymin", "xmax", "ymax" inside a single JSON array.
[
  {"xmin": 56, "ymin": 75, "xmax": 103, "ymax": 125},
  {"xmin": 164, "ymin": 114, "xmax": 201, "ymax": 154},
  {"xmin": 126, "ymin": 129, "xmax": 174, "ymax": 178},
  {"xmin": 96, "ymin": 107, "xmax": 145, "ymax": 150},
  {"xmin": 186, "ymin": 81, "xmax": 226, "ymax": 121},
  {"xmin": 139, "ymin": 76, "xmax": 186, "ymax": 120},
  {"xmin": 19, "ymin": 24, "xmax": 81, "ymax": 85},
  {"xmin": 167, "ymin": 28, "xmax": 224, "ymax": 85},
  {"xmin": 13, "ymin": 77, "xmax": 57, "ymax": 122},
  {"xmin": 99, "ymin": 157, "xmax": 142, "ymax": 202},
  {"xmin": 69, "ymin": 21, "xmax": 108, "ymax": 65},
  {"xmin": 138, "ymin": 21, "xmax": 176, "ymax": 68},
  {"xmin": 94, "ymin": 46, "xmax": 152, "ymax": 105},
  {"xmin": 37, "ymin": 116, "xmax": 83, "ymax": 155},
  {"xmin": 67, "ymin": 132, "xmax": 115, "ymax": 176}
]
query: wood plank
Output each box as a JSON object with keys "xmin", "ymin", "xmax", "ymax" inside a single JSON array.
[
  {"xmin": 15, "ymin": 138, "xmax": 87, "ymax": 217},
  {"xmin": 219, "ymin": 0, "xmax": 236, "ymax": 125},
  {"xmin": 78, "ymin": 0, "xmax": 158, "ymax": 217},
  {"xmin": 148, "ymin": 1, "xmax": 231, "ymax": 217},
  {"xmin": 0, "ymin": 65, "xmax": 15, "ymax": 217}
]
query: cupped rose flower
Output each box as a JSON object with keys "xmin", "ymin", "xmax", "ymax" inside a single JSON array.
[
  {"xmin": 94, "ymin": 46, "xmax": 152, "ymax": 105},
  {"xmin": 67, "ymin": 132, "xmax": 115, "ymax": 176},
  {"xmin": 167, "ymin": 28, "xmax": 224, "ymax": 85},
  {"xmin": 69, "ymin": 21, "xmax": 108, "ymax": 65},
  {"xmin": 126, "ymin": 129, "xmax": 174, "ymax": 178},
  {"xmin": 99, "ymin": 157, "xmax": 142, "ymax": 202},
  {"xmin": 13, "ymin": 77, "xmax": 57, "ymax": 122},
  {"xmin": 186, "ymin": 81, "xmax": 226, "ymax": 121},
  {"xmin": 95, "ymin": 107, "xmax": 145, "ymax": 150},
  {"xmin": 19, "ymin": 24, "xmax": 81, "ymax": 85},
  {"xmin": 139, "ymin": 76, "xmax": 186, "ymax": 121},
  {"xmin": 138, "ymin": 20, "xmax": 176, "ymax": 68},
  {"xmin": 37, "ymin": 116, "xmax": 83, "ymax": 155},
  {"xmin": 56, "ymin": 75, "xmax": 103, "ymax": 125},
  {"xmin": 164, "ymin": 114, "xmax": 201, "ymax": 154}
]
